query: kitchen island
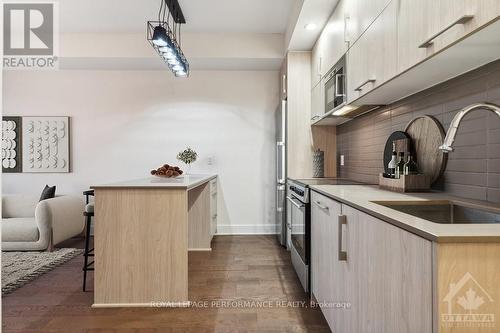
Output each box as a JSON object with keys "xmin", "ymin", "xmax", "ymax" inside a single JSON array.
[{"xmin": 91, "ymin": 174, "xmax": 217, "ymax": 308}]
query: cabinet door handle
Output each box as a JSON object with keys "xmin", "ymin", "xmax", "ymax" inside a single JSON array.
[
  {"xmin": 419, "ymin": 15, "xmax": 474, "ymax": 48},
  {"xmin": 282, "ymin": 74, "xmax": 286, "ymax": 94},
  {"xmin": 338, "ymin": 215, "xmax": 347, "ymax": 261},
  {"xmin": 355, "ymin": 79, "xmax": 376, "ymax": 92},
  {"xmin": 287, "ymin": 196, "xmax": 305, "ymax": 209},
  {"xmin": 313, "ymin": 200, "xmax": 329, "ymax": 211}
]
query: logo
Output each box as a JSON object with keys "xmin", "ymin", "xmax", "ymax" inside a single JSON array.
[
  {"xmin": 3, "ymin": 1, "xmax": 59, "ymax": 69},
  {"xmin": 441, "ymin": 272, "xmax": 495, "ymax": 328}
]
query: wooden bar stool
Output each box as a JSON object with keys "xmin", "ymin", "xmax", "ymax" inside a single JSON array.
[{"xmin": 82, "ymin": 189, "xmax": 94, "ymax": 292}]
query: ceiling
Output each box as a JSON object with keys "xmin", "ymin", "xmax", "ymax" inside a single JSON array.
[{"xmin": 59, "ymin": 0, "xmax": 295, "ymax": 34}]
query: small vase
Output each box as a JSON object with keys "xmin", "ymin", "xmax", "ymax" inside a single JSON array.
[{"xmin": 186, "ymin": 163, "xmax": 192, "ymax": 174}]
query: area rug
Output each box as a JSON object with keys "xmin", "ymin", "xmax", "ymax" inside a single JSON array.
[{"xmin": 2, "ymin": 248, "xmax": 83, "ymax": 295}]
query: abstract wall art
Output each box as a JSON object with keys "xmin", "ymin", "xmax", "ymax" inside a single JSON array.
[
  {"xmin": 22, "ymin": 116, "xmax": 70, "ymax": 173},
  {"xmin": 2, "ymin": 117, "xmax": 22, "ymax": 173}
]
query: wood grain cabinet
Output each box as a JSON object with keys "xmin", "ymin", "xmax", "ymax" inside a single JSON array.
[
  {"xmin": 310, "ymin": 191, "xmax": 343, "ymax": 330},
  {"xmin": 397, "ymin": 0, "xmax": 500, "ymax": 73},
  {"xmin": 315, "ymin": 0, "xmax": 500, "ymax": 105},
  {"xmin": 310, "ymin": 80, "xmax": 324, "ymax": 122},
  {"xmin": 320, "ymin": 0, "xmax": 349, "ymax": 76},
  {"xmin": 422, "ymin": 0, "xmax": 500, "ymax": 56},
  {"xmin": 345, "ymin": 0, "xmax": 392, "ymax": 45},
  {"xmin": 311, "ymin": 37, "xmax": 324, "ymax": 88},
  {"xmin": 396, "ymin": 0, "xmax": 438, "ymax": 72},
  {"xmin": 347, "ymin": 0, "xmax": 398, "ymax": 102},
  {"xmin": 311, "ymin": 191, "xmax": 433, "ymax": 333}
]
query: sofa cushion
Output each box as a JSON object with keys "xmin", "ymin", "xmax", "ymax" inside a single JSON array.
[
  {"xmin": 2, "ymin": 195, "xmax": 38, "ymax": 218},
  {"xmin": 1, "ymin": 218, "xmax": 40, "ymax": 242},
  {"xmin": 39, "ymin": 185, "xmax": 56, "ymax": 202}
]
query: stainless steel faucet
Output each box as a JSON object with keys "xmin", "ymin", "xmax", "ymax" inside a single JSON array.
[{"xmin": 439, "ymin": 102, "xmax": 500, "ymax": 153}]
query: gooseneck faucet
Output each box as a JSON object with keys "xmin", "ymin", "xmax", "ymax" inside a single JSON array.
[{"xmin": 439, "ymin": 103, "xmax": 500, "ymax": 153}]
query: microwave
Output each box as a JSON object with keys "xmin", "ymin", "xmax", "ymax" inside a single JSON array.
[{"xmin": 324, "ymin": 57, "xmax": 346, "ymax": 114}]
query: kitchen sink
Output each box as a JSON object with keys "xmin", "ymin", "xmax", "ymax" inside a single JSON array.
[{"xmin": 372, "ymin": 200, "xmax": 500, "ymax": 224}]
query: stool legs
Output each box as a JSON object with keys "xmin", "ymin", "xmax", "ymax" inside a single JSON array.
[{"xmin": 82, "ymin": 213, "xmax": 93, "ymax": 292}]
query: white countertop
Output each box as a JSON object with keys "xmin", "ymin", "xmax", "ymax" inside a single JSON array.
[
  {"xmin": 92, "ymin": 174, "xmax": 217, "ymax": 190},
  {"xmin": 310, "ymin": 185, "xmax": 500, "ymax": 242}
]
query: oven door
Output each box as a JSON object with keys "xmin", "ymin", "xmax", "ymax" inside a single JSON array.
[{"xmin": 287, "ymin": 195, "xmax": 307, "ymax": 263}]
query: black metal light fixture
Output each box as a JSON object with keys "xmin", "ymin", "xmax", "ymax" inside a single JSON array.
[{"xmin": 147, "ymin": 0, "xmax": 189, "ymax": 77}]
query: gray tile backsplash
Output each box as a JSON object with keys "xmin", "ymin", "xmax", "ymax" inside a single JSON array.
[{"xmin": 337, "ymin": 59, "xmax": 500, "ymax": 203}]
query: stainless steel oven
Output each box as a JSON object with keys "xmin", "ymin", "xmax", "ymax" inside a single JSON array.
[
  {"xmin": 324, "ymin": 56, "xmax": 346, "ymax": 114},
  {"xmin": 287, "ymin": 180, "xmax": 310, "ymax": 293}
]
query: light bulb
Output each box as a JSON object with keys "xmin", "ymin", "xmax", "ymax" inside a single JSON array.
[
  {"xmin": 172, "ymin": 64, "xmax": 183, "ymax": 71},
  {"xmin": 152, "ymin": 26, "xmax": 169, "ymax": 47}
]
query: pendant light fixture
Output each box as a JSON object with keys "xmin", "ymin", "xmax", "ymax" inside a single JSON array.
[{"xmin": 147, "ymin": 0, "xmax": 189, "ymax": 77}]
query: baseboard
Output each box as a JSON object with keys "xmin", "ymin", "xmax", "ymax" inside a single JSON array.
[
  {"xmin": 92, "ymin": 302, "xmax": 190, "ymax": 308},
  {"xmin": 216, "ymin": 224, "xmax": 278, "ymax": 235}
]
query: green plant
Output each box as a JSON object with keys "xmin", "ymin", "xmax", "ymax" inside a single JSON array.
[{"xmin": 177, "ymin": 147, "xmax": 198, "ymax": 165}]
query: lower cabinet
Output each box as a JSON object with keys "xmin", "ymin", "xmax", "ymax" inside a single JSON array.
[
  {"xmin": 311, "ymin": 191, "xmax": 433, "ymax": 333},
  {"xmin": 311, "ymin": 191, "xmax": 342, "ymax": 330}
]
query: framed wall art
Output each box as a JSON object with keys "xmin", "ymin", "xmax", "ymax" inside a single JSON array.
[
  {"xmin": 22, "ymin": 116, "xmax": 70, "ymax": 173},
  {"xmin": 2, "ymin": 116, "xmax": 22, "ymax": 173}
]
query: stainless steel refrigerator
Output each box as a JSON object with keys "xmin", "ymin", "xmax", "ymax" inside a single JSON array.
[{"xmin": 275, "ymin": 99, "xmax": 287, "ymax": 247}]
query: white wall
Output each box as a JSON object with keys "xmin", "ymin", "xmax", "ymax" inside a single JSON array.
[{"xmin": 2, "ymin": 70, "xmax": 279, "ymax": 234}]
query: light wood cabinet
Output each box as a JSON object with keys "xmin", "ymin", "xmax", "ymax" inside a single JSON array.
[
  {"xmin": 311, "ymin": 191, "xmax": 433, "ymax": 333},
  {"xmin": 310, "ymin": 80, "xmax": 324, "ymax": 122},
  {"xmin": 287, "ymin": 52, "xmax": 313, "ymax": 179},
  {"xmin": 396, "ymin": 0, "xmax": 438, "ymax": 72},
  {"xmin": 342, "ymin": 204, "xmax": 433, "ymax": 333},
  {"xmin": 311, "ymin": 38, "xmax": 323, "ymax": 88},
  {"xmin": 347, "ymin": 0, "xmax": 397, "ymax": 103},
  {"xmin": 314, "ymin": 0, "xmax": 500, "ymax": 106},
  {"xmin": 423, "ymin": 0, "xmax": 500, "ymax": 55},
  {"xmin": 310, "ymin": 191, "xmax": 342, "ymax": 330},
  {"xmin": 345, "ymin": 0, "xmax": 392, "ymax": 45},
  {"xmin": 320, "ymin": 0, "xmax": 349, "ymax": 76}
]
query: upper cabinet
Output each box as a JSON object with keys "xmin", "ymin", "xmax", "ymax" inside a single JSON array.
[
  {"xmin": 347, "ymin": 0, "xmax": 397, "ymax": 102},
  {"xmin": 311, "ymin": 39, "xmax": 323, "ymax": 88},
  {"xmin": 312, "ymin": 0, "xmax": 500, "ymax": 112},
  {"xmin": 320, "ymin": 0, "xmax": 349, "ymax": 76},
  {"xmin": 397, "ymin": 0, "xmax": 500, "ymax": 73},
  {"xmin": 311, "ymin": 80, "xmax": 324, "ymax": 122},
  {"xmin": 427, "ymin": 0, "xmax": 500, "ymax": 54},
  {"xmin": 345, "ymin": 0, "xmax": 392, "ymax": 45},
  {"xmin": 396, "ymin": 0, "xmax": 438, "ymax": 72},
  {"xmin": 311, "ymin": 0, "xmax": 349, "ymax": 87}
]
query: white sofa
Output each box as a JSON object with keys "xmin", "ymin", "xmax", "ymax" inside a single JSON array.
[{"xmin": 1, "ymin": 194, "xmax": 85, "ymax": 251}]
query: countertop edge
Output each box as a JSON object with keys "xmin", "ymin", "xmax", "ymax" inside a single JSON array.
[
  {"xmin": 186, "ymin": 175, "xmax": 217, "ymax": 190},
  {"xmin": 310, "ymin": 186, "xmax": 500, "ymax": 243},
  {"xmin": 91, "ymin": 175, "xmax": 217, "ymax": 190}
]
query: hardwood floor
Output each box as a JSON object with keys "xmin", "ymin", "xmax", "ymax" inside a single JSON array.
[{"xmin": 2, "ymin": 235, "xmax": 330, "ymax": 332}]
